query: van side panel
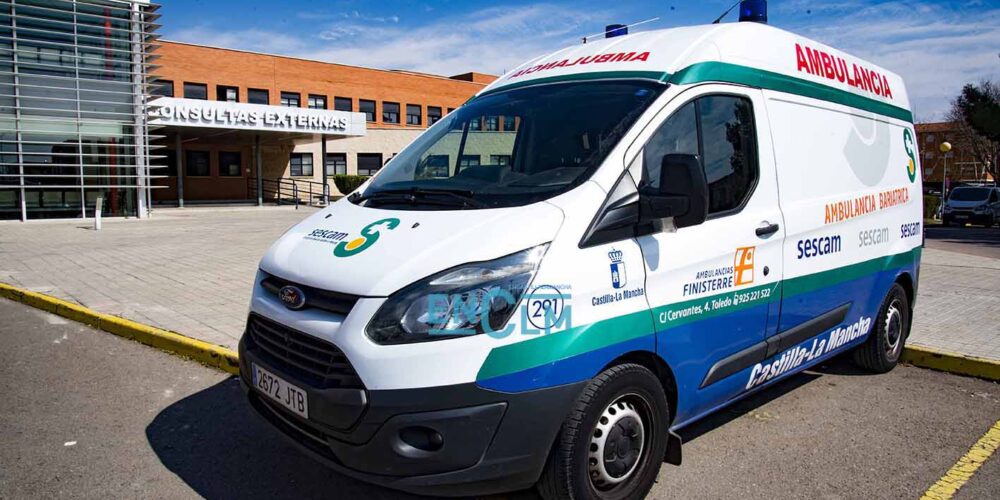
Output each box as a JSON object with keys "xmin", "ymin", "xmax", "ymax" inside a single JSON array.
[{"xmin": 764, "ymin": 89, "xmax": 922, "ymax": 353}]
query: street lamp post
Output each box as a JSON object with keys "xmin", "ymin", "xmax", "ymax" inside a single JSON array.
[{"xmin": 940, "ymin": 141, "xmax": 952, "ymax": 218}]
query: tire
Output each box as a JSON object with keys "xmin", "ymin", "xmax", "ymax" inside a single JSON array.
[
  {"xmin": 537, "ymin": 364, "xmax": 669, "ymax": 500},
  {"xmin": 852, "ymin": 283, "xmax": 910, "ymax": 373}
]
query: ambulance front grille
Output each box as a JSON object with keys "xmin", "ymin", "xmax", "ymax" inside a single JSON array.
[{"xmin": 247, "ymin": 314, "xmax": 363, "ymax": 389}]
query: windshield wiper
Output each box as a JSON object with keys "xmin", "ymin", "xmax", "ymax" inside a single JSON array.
[{"xmin": 353, "ymin": 187, "xmax": 488, "ymax": 209}]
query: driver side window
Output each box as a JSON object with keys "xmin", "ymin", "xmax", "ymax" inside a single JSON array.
[{"xmin": 642, "ymin": 94, "xmax": 759, "ymax": 217}]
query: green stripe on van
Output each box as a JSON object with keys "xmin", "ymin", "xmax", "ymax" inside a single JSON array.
[
  {"xmin": 668, "ymin": 62, "xmax": 914, "ymax": 122},
  {"xmin": 479, "ymin": 62, "xmax": 912, "ymax": 123},
  {"xmin": 476, "ymin": 247, "xmax": 920, "ymax": 381}
]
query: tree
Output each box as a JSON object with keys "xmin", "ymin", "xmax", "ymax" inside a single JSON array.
[{"xmin": 947, "ymin": 81, "xmax": 1000, "ymax": 183}]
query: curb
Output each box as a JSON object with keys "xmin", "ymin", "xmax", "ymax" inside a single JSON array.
[
  {"xmin": 901, "ymin": 344, "xmax": 1000, "ymax": 382},
  {"xmin": 3, "ymin": 282, "xmax": 999, "ymax": 383},
  {"xmin": 0, "ymin": 282, "xmax": 240, "ymax": 376}
]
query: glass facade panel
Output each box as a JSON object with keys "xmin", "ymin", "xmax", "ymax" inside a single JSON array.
[{"xmin": 0, "ymin": 0, "xmax": 157, "ymax": 220}]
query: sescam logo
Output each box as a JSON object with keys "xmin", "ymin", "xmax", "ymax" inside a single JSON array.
[
  {"xmin": 903, "ymin": 128, "xmax": 917, "ymax": 183},
  {"xmin": 333, "ymin": 218, "xmax": 400, "ymax": 257},
  {"xmin": 746, "ymin": 316, "xmax": 873, "ymax": 390},
  {"xmin": 797, "ymin": 234, "xmax": 842, "ymax": 259}
]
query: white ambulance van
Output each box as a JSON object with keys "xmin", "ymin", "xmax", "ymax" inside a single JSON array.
[{"xmin": 240, "ymin": 19, "xmax": 922, "ymax": 500}]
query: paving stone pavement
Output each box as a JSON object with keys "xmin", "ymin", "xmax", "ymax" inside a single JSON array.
[
  {"xmin": 0, "ymin": 207, "xmax": 318, "ymax": 349},
  {"xmin": 1, "ymin": 208, "xmax": 998, "ymax": 361}
]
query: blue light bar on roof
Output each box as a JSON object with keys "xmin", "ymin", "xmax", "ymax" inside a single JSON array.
[
  {"xmin": 605, "ymin": 24, "xmax": 628, "ymax": 38},
  {"xmin": 739, "ymin": 0, "xmax": 768, "ymax": 24}
]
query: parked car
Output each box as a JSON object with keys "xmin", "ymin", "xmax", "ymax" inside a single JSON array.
[{"xmin": 942, "ymin": 186, "xmax": 1000, "ymax": 227}]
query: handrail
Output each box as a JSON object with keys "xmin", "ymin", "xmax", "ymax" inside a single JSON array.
[{"xmin": 247, "ymin": 176, "xmax": 330, "ymax": 208}]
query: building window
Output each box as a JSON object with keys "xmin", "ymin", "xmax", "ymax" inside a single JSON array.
[
  {"xmin": 217, "ymin": 86, "xmax": 238, "ymax": 102},
  {"xmin": 248, "ymin": 88, "xmax": 269, "ymax": 105},
  {"xmin": 183, "ymin": 82, "xmax": 208, "ymax": 100},
  {"xmin": 281, "ymin": 92, "xmax": 301, "ymax": 107},
  {"xmin": 359, "ymin": 99, "xmax": 376, "ymax": 122},
  {"xmin": 290, "ymin": 153, "xmax": 314, "ymax": 176},
  {"xmin": 307, "ymin": 94, "xmax": 326, "ymax": 109},
  {"xmin": 186, "ymin": 150, "xmax": 210, "ymax": 176},
  {"xmin": 335, "ymin": 97, "xmax": 353, "ymax": 112},
  {"xmin": 406, "ymin": 104, "xmax": 422, "ymax": 125},
  {"xmin": 383, "ymin": 102, "xmax": 400, "ymax": 124},
  {"xmin": 428, "ymin": 106, "xmax": 442, "ymax": 125},
  {"xmin": 459, "ymin": 155, "xmax": 480, "ymax": 170},
  {"xmin": 357, "ymin": 153, "xmax": 383, "ymax": 176},
  {"xmin": 325, "ymin": 153, "xmax": 347, "ymax": 175},
  {"xmin": 218, "ymin": 151, "xmax": 242, "ymax": 176},
  {"xmin": 468, "ymin": 118, "xmax": 481, "ymax": 131},
  {"xmin": 159, "ymin": 150, "xmax": 177, "ymax": 176},
  {"xmin": 152, "ymin": 80, "xmax": 173, "ymax": 97},
  {"xmin": 926, "ymin": 134, "xmax": 935, "ymax": 143},
  {"xmin": 418, "ymin": 155, "xmax": 450, "ymax": 178},
  {"xmin": 490, "ymin": 154, "xmax": 511, "ymax": 166},
  {"xmin": 485, "ymin": 116, "xmax": 499, "ymax": 131},
  {"xmin": 503, "ymin": 116, "xmax": 516, "ymax": 131}
]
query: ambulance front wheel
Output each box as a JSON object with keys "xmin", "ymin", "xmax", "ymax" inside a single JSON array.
[
  {"xmin": 852, "ymin": 283, "xmax": 910, "ymax": 373},
  {"xmin": 537, "ymin": 363, "xmax": 669, "ymax": 500}
]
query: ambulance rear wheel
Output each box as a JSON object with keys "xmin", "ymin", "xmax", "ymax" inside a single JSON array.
[
  {"xmin": 852, "ymin": 283, "xmax": 910, "ymax": 373},
  {"xmin": 537, "ymin": 363, "xmax": 669, "ymax": 500}
]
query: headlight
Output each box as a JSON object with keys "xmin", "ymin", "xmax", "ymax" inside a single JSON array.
[
  {"xmin": 974, "ymin": 205, "xmax": 988, "ymax": 213},
  {"xmin": 366, "ymin": 244, "xmax": 548, "ymax": 344},
  {"xmin": 943, "ymin": 205, "xmax": 953, "ymax": 212}
]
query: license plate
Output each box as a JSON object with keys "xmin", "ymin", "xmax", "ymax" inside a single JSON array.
[
  {"xmin": 954, "ymin": 215, "xmax": 968, "ymax": 220},
  {"xmin": 252, "ymin": 363, "xmax": 308, "ymax": 418}
]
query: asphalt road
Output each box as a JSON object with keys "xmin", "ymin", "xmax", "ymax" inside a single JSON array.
[
  {"xmin": 1, "ymin": 298, "xmax": 998, "ymax": 500},
  {"xmin": 925, "ymin": 223, "xmax": 1000, "ymax": 259}
]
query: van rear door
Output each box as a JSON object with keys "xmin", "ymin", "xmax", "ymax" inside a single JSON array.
[{"xmin": 630, "ymin": 85, "xmax": 784, "ymax": 424}]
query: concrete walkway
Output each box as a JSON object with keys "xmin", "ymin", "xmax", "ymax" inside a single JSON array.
[
  {"xmin": 0, "ymin": 206, "xmax": 315, "ymax": 349},
  {"xmin": 1, "ymin": 207, "xmax": 998, "ymax": 361}
]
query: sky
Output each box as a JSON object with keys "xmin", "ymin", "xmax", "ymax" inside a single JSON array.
[{"xmin": 159, "ymin": 0, "xmax": 1000, "ymax": 122}]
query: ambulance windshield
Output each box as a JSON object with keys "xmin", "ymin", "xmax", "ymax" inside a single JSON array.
[{"xmin": 353, "ymin": 80, "xmax": 665, "ymax": 209}]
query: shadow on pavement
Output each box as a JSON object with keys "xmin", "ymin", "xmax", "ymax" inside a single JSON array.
[
  {"xmin": 145, "ymin": 377, "xmax": 421, "ymax": 500},
  {"xmin": 147, "ymin": 359, "xmax": 866, "ymax": 499},
  {"xmin": 678, "ymin": 357, "xmax": 867, "ymax": 444}
]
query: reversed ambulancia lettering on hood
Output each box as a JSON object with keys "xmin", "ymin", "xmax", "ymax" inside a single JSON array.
[
  {"xmin": 746, "ymin": 316, "xmax": 872, "ymax": 390},
  {"xmin": 508, "ymin": 51, "xmax": 651, "ymax": 79}
]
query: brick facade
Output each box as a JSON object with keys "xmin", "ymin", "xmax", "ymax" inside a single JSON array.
[{"xmin": 152, "ymin": 41, "xmax": 496, "ymax": 203}]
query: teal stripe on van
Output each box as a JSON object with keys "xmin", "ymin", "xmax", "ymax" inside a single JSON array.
[
  {"xmin": 477, "ymin": 70, "xmax": 672, "ymax": 98},
  {"xmin": 478, "ymin": 62, "xmax": 913, "ymax": 123},
  {"xmin": 476, "ymin": 247, "xmax": 920, "ymax": 381},
  {"xmin": 668, "ymin": 62, "xmax": 914, "ymax": 123}
]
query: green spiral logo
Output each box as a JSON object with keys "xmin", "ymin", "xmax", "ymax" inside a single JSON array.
[
  {"xmin": 333, "ymin": 218, "xmax": 400, "ymax": 257},
  {"xmin": 903, "ymin": 128, "xmax": 917, "ymax": 183}
]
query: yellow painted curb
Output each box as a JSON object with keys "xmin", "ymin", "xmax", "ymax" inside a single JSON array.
[
  {"xmin": 920, "ymin": 419, "xmax": 1000, "ymax": 500},
  {"xmin": 902, "ymin": 345, "xmax": 1000, "ymax": 382},
  {"xmin": 0, "ymin": 282, "xmax": 240, "ymax": 375}
]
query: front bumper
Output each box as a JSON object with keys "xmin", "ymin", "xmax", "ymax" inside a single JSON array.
[
  {"xmin": 239, "ymin": 336, "xmax": 585, "ymax": 496},
  {"xmin": 944, "ymin": 211, "xmax": 993, "ymax": 225}
]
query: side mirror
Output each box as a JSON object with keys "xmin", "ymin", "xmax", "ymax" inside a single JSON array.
[{"xmin": 639, "ymin": 153, "xmax": 708, "ymax": 228}]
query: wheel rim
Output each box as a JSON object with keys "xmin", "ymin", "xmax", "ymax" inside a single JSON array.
[
  {"xmin": 884, "ymin": 299, "xmax": 904, "ymax": 359},
  {"xmin": 588, "ymin": 394, "xmax": 650, "ymax": 491}
]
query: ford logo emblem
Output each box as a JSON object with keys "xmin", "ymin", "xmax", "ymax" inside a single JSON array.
[{"xmin": 278, "ymin": 285, "xmax": 307, "ymax": 310}]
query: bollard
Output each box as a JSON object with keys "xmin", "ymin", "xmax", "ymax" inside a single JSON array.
[
  {"xmin": 94, "ymin": 195, "xmax": 103, "ymax": 231},
  {"xmin": 293, "ymin": 184, "xmax": 299, "ymax": 210}
]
